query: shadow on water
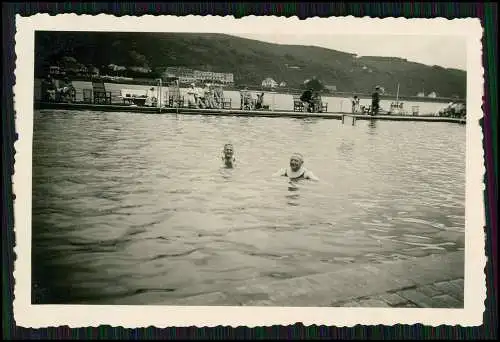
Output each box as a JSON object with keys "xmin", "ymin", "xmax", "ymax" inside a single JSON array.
[
  {"xmin": 286, "ymin": 182, "xmax": 301, "ymax": 206},
  {"xmin": 299, "ymin": 117, "xmax": 321, "ymax": 126},
  {"xmin": 367, "ymin": 119, "xmax": 377, "ymax": 133},
  {"xmin": 337, "ymin": 140, "xmax": 355, "ymax": 159},
  {"xmin": 219, "ymin": 167, "xmax": 235, "ymax": 180},
  {"xmin": 31, "ymin": 228, "xmax": 92, "ymax": 304}
]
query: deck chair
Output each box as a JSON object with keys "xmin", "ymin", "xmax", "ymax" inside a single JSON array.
[
  {"xmin": 92, "ymin": 81, "xmax": 112, "ymax": 104},
  {"xmin": 222, "ymin": 98, "xmax": 232, "ymax": 109},
  {"xmin": 83, "ymin": 89, "xmax": 93, "ymax": 103},
  {"xmin": 167, "ymin": 86, "xmax": 184, "ymax": 108},
  {"xmin": 293, "ymin": 95, "xmax": 304, "ymax": 112}
]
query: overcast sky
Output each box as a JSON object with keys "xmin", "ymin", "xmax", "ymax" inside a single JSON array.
[{"xmin": 231, "ymin": 33, "xmax": 466, "ymax": 71}]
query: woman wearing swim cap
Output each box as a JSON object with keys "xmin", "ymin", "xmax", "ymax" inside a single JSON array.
[{"xmin": 273, "ymin": 153, "xmax": 319, "ymax": 181}]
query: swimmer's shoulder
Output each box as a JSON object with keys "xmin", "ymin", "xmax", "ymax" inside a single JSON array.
[{"xmin": 304, "ymin": 169, "xmax": 319, "ymax": 181}]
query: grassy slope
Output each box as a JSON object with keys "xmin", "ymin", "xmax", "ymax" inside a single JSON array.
[{"xmin": 35, "ymin": 32, "xmax": 466, "ymax": 98}]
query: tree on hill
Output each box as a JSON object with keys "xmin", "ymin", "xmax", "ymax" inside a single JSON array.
[{"xmin": 303, "ymin": 77, "xmax": 324, "ymax": 92}]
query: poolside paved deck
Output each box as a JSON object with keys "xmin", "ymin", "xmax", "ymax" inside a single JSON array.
[
  {"xmin": 168, "ymin": 251, "xmax": 464, "ymax": 308},
  {"xmin": 34, "ymin": 101, "xmax": 466, "ymax": 124}
]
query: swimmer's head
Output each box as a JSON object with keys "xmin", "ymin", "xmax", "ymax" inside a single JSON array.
[
  {"xmin": 223, "ymin": 144, "xmax": 234, "ymax": 159},
  {"xmin": 289, "ymin": 153, "xmax": 304, "ymax": 171}
]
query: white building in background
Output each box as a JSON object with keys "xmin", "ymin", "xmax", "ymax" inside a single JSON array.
[
  {"xmin": 164, "ymin": 67, "xmax": 234, "ymax": 85},
  {"xmin": 128, "ymin": 66, "xmax": 152, "ymax": 73},
  {"xmin": 49, "ymin": 66, "xmax": 63, "ymax": 75},
  {"xmin": 194, "ymin": 70, "xmax": 234, "ymax": 85},
  {"xmin": 428, "ymin": 91, "xmax": 437, "ymax": 98},
  {"xmin": 262, "ymin": 77, "xmax": 278, "ymax": 88},
  {"xmin": 417, "ymin": 92, "xmax": 425, "ymax": 97},
  {"xmin": 108, "ymin": 64, "xmax": 127, "ymax": 71},
  {"xmin": 194, "ymin": 70, "xmax": 213, "ymax": 82},
  {"xmin": 223, "ymin": 73, "xmax": 234, "ymax": 84},
  {"xmin": 279, "ymin": 81, "xmax": 287, "ymax": 87}
]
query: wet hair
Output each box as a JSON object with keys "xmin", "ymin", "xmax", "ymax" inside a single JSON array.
[{"xmin": 222, "ymin": 144, "xmax": 235, "ymax": 162}]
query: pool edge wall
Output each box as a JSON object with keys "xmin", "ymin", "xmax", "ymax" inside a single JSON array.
[{"xmin": 33, "ymin": 102, "xmax": 466, "ymax": 125}]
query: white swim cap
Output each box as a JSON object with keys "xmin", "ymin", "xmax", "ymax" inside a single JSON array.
[{"xmin": 291, "ymin": 153, "xmax": 304, "ymax": 162}]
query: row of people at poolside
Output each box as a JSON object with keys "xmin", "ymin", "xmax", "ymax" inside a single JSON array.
[
  {"xmin": 221, "ymin": 144, "xmax": 319, "ymax": 181},
  {"xmin": 240, "ymin": 89, "xmax": 267, "ymax": 110},
  {"xmin": 186, "ymin": 83, "xmax": 225, "ymax": 109},
  {"xmin": 350, "ymin": 86, "xmax": 383, "ymax": 115},
  {"xmin": 186, "ymin": 86, "xmax": 267, "ymax": 111},
  {"xmin": 40, "ymin": 74, "xmax": 76, "ymax": 103}
]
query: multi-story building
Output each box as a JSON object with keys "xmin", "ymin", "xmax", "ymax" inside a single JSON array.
[
  {"xmin": 179, "ymin": 76, "xmax": 198, "ymax": 84},
  {"xmin": 162, "ymin": 67, "xmax": 234, "ymax": 85},
  {"xmin": 129, "ymin": 66, "xmax": 152, "ymax": 74},
  {"xmin": 165, "ymin": 67, "xmax": 194, "ymax": 77},
  {"xmin": 194, "ymin": 70, "xmax": 213, "ymax": 82},
  {"xmin": 222, "ymin": 73, "xmax": 234, "ymax": 85}
]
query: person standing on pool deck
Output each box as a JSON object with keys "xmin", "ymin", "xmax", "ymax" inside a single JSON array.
[
  {"xmin": 222, "ymin": 143, "xmax": 236, "ymax": 168},
  {"xmin": 371, "ymin": 86, "xmax": 381, "ymax": 116},
  {"xmin": 274, "ymin": 153, "xmax": 319, "ymax": 181}
]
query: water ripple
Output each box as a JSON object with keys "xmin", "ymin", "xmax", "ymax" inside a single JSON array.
[{"xmin": 32, "ymin": 111, "xmax": 465, "ymax": 304}]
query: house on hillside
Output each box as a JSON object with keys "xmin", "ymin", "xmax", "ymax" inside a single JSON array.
[
  {"xmin": 79, "ymin": 65, "xmax": 89, "ymax": 75},
  {"xmin": 279, "ymin": 81, "xmax": 287, "ymax": 87},
  {"xmin": 324, "ymin": 85, "xmax": 337, "ymax": 92},
  {"xmin": 49, "ymin": 66, "xmax": 63, "ymax": 76},
  {"xmin": 129, "ymin": 66, "xmax": 152, "ymax": 74},
  {"xmin": 262, "ymin": 77, "xmax": 278, "ymax": 88},
  {"xmin": 108, "ymin": 64, "xmax": 127, "ymax": 72},
  {"xmin": 417, "ymin": 92, "xmax": 425, "ymax": 97},
  {"xmin": 90, "ymin": 66, "xmax": 100, "ymax": 77},
  {"xmin": 428, "ymin": 91, "xmax": 437, "ymax": 98},
  {"xmin": 284, "ymin": 64, "xmax": 301, "ymax": 70}
]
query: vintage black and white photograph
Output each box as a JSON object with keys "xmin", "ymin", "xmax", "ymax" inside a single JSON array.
[{"xmin": 14, "ymin": 14, "xmax": 485, "ymax": 328}]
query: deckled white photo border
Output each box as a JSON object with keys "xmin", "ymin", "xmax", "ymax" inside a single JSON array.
[{"xmin": 13, "ymin": 14, "xmax": 486, "ymax": 328}]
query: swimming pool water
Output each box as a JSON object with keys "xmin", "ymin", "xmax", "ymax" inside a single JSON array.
[{"xmin": 31, "ymin": 110, "xmax": 465, "ymax": 305}]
